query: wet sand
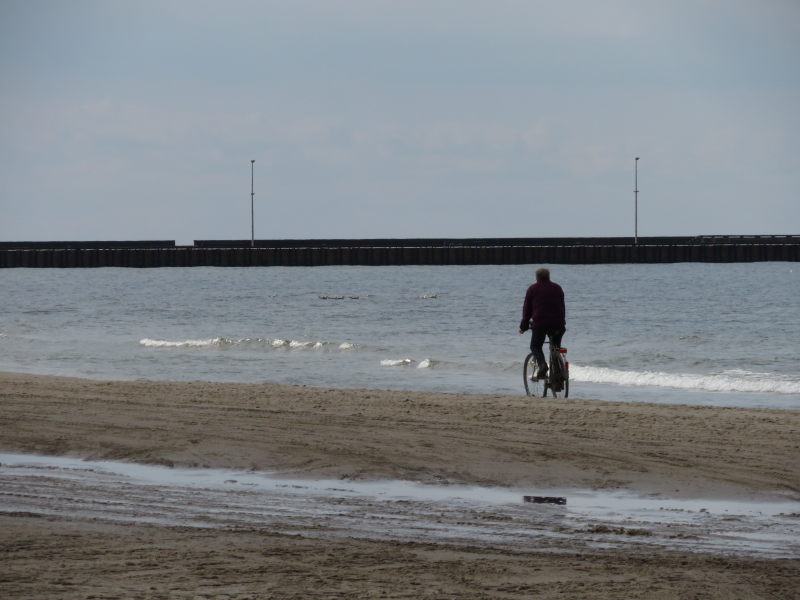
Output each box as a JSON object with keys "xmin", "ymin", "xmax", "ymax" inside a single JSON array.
[{"xmin": 1, "ymin": 371, "xmax": 799, "ymax": 598}]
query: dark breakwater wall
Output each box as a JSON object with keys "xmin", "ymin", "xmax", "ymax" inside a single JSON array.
[
  {"xmin": 0, "ymin": 240, "xmax": 175, "ymax": 250},
  {"xmin": 1, "ymin": 239, "xmax": 798, "ymax": 268}
]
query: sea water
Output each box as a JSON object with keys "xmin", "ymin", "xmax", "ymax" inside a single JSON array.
[{"xmin": 0, "ymin": 263, "xmax": 798, "ymax": 408}]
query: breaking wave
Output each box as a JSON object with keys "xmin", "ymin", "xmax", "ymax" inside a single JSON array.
[
  {"xmin": 573, "ymin": 365, "xmax": 800, "ymax": 395},
  {"xmin": 380, "ymin": 358, "xmax": 437, "ymax": 369},
  {"xmin": 381, "ymin": 358, "xmax": 414, "ymax": 367},
  {"xmin": 139, "ymin": 337, "xmax": 354, "ymax": 352},
  {"xmin": 289, "ymin": 340, "xmax": 324, "ymax": 349},
  {"xmin": 139, "ymin": 338, "xmax": 233, "ymax": 348}
]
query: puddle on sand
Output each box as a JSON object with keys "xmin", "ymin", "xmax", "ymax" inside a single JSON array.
[{"xmin": 1, "ymin": 453, "xmax": 798, "ymax": 558}]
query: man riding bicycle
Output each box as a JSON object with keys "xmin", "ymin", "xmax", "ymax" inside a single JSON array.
[{"xmin": 519, "ymin": 268, "xmax": 566, "ymax": 379}]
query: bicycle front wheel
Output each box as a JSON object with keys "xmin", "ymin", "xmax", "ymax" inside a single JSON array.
[{"xmin": 523, "ymin": 353, "xmax": 543, "ymax": 397}]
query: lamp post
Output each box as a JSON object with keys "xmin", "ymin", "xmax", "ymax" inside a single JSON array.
[
  {"xmin": 634, "ymin": 157, "xmax": 640, "ymax": 246},
  {"xmin": 250, "ymin": 159, "xmax": 255, "ymax": 247}
]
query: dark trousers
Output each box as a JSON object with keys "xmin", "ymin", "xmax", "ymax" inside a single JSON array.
[{"xmin": 530, "ymin": 326, "xmax": 565, "ymax": 369}]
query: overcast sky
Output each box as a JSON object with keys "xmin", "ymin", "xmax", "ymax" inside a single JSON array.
[{"xmin": 1, "ymin": 0, "xmax": 798, "ymax": 244}]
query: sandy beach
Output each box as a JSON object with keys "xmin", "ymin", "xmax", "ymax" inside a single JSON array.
[{"xmin": 1, "ymin": 371, "xmax": 799, "ymax": 598}]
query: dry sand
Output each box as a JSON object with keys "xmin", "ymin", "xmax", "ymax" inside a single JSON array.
[{"xmin": 1, "ymin": 371, "xmax": 799, "ymax": 599}]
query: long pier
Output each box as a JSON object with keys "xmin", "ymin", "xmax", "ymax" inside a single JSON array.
[{"xmin": 1, "ymin": 236, "xmax": 797, "ymax": 267}]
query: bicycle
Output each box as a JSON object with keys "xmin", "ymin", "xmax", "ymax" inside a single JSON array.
[{"xmin": 523, "ymin": 339, "xmax": 570, "ymax": 398}]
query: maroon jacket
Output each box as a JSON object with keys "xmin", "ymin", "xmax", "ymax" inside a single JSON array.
[{"xmin": 520, "ymin": 280, "xmax": 566, "ymax": 331}]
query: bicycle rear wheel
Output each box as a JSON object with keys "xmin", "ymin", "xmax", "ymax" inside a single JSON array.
[
  {"xmin": 523, "ymin": 353, "xmax": 543, "ymax": 397},
  {"xmin": 547, "ymin": 354, "xmax": 565, "ymax": 398}
]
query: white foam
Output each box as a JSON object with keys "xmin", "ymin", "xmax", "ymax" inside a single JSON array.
[
  {"xmin": 381, "ymin": 358, "xmax": 414, "ymax": 367},
  {"xmin": 138, "ymin": 337, "xmax": 352, "ymax": 352},
  {"xmin": 573, "ymin": 365, "xmax": 800, "ymax": 395},
  {"xmin": 284, "ymin": 340, "xmax": 323, "ymax": 349},
  {"xmin": 140, "ymin": 338, "xmax": 230, "ymax": 348},
  {"xmin": 417, "ymin": 358, "xmax": 435, "ymax": 369}
]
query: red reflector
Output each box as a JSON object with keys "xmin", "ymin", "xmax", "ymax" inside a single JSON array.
[{"xmin": 559, "ymin": 348, "xmax": 568, "ymax": 354}]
